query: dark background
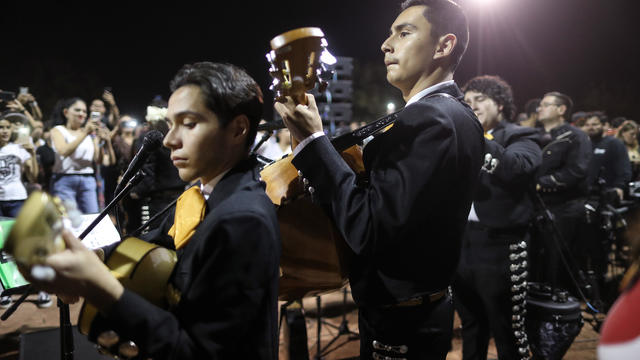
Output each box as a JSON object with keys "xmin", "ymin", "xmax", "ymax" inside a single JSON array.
[{"xmin": 1, "ymin": 0, "xmax": 638, "ymax": 124}]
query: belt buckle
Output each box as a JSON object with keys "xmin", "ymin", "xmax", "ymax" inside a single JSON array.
[{"xmin": 394, "ymin": 296, "xmax": 424, "ymax": 307}]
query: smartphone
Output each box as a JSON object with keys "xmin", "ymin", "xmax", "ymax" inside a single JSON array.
[
  {"xmin": 0, "ymin": 91, "xmax": 16, "ymax": 102},
  {"xmin": 15, "ymin": 126, "xmax": 31, "ymax": 145},
  {"xmin": 19, "ymin": 87, "xmax": 29, "ymax": 95},
  {"xmin": 90, "ymin": 111, "xmax": 102, "ymax": 120},
  {"xmin": 103, "ymin": 86, "xmax": 112, "ymax": 93}
]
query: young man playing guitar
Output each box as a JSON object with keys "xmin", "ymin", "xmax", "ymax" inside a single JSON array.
[
  {"xmin": 274, "ymin": 1, "xmax": 484, "ymax": 358},
  {"xmin": 20, "ymin": 62, "xmax": 281, "ymax": 360}
]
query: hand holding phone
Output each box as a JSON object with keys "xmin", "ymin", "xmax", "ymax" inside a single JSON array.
[{"xmin": 0, "ymin": 91, "xmax": 16, "ymax": 102}]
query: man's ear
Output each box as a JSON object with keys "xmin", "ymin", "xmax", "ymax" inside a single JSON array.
[
  {"xmin": 229, "ymin": 114, "xmax": 249, "ymax": 144},
  {"xmin": 433, "ymin": 33, "xmax": 457, "ymax": 61},
  {"xmin": 557, "ymin": 104, "xmax": 567, "ymax": 117}
]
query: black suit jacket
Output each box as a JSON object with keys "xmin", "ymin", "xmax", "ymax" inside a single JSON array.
[
  {"xmin": 102, "ymin": 157, "xmax": 281, "ymax": 360},
  {"xmin": 536, "ymin": 123, "xmax": 592, "ymax": 205},
  {"xmin": 474, "ymin": 121, "xmax": 542, "ymax": 228},
  {"xmin": 586, "ymin": 135, "xmax": 631, "ymax": 193},
  {"xmin": 292, "ymin": 83, "xmax": 484, "ymax": 306}
]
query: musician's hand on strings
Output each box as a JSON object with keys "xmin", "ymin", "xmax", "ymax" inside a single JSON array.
[
  {"xmin": 274, "ymin": 94, "xmax": 323, "ymax": 143},
  {"xmin": 25, "ymin": 230, "xmax": 124, "ymax": 310}
]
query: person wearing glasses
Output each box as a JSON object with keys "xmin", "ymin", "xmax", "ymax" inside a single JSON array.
[{"xmin": 533, "ymin": 91, "xmax": 592, "ymax": 293}]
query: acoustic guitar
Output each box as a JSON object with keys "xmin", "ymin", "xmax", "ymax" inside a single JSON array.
[
  {"xmin": 262, "ymin": 27, "xmax": 398, "ymax": 301},
  {"xmin": 3, "ymin": 191, "xmax": 177, "ymax": 359}
]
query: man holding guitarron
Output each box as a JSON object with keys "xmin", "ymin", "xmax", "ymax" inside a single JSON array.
[{"xmin": 275, "ymin": 0, "xmax": 483, "ymax": 358}]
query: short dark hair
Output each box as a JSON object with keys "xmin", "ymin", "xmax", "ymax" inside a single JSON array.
[
  {"xmin": 169, "ymin": 62, "xmax": 263, "ymax": 148},
  {"xmin": 584, "ymin": 111, "xmax": 608, "ymax": 125},
  {"xmin": 525, "ymin": 98, "xmax": 541, "ymax": 117},
  {"xmin": 400, "ymin": 0, "xmax": 469, "ymax": 71},
  {"xmin": 462, "ymin": 75, "xmax": 516, "ymax": 121},
  {"xmin": 544, "ymin": 91, "xmax": 573, "ymax": 120},
  {"xmin": 571, "ymin": 111, "xmax": 588, "ymax": 127},
  {"xmin": 611, "ymin": 116, "xmax": 627, "ymax": 129}
]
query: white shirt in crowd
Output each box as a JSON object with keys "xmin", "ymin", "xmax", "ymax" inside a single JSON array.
[
  {"xmin": 0, "ymin": 143, "xmax": 31, "ymax": 201},
  {"xmin": 51, "ymin": 125, "xmax": 95, "ymax": 175}
]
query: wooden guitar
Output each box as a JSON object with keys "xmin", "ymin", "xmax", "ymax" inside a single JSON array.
[
  {"xmin": 263, "ymin": 28, "xmax": 398, "ymax": 301},
  {"xmin": 3, "ymin": 191, "xmax": 177, "ymax": 359}
]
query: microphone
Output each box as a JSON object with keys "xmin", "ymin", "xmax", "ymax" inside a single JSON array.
[
  {"xmin": 114, "ymin": 130, "xmax": 164, "ymax": 196},
  {"xmin": 257, "ymin": 119, "xmax": 286, "ymax": 131}
]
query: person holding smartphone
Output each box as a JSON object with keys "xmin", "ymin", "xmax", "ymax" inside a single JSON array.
[
  {"xmin": 49, "ymin": 97, "xmax": 114, "ymax": 214},
  {"xmin": 0, "ymin": 112, "xmax": 43, "ymax": 309},
  {"xmin": 16, "ymin": 87, "xmax": 43, "ymax": 122},
  {"xmin": 89, "ymin": 88, "xmax": 120, "ymax": 130}
]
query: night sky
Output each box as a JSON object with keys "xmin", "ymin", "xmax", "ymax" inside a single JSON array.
[{"xmin": 2, "ymin": 0, "xmax": 639, "ymax": 123}]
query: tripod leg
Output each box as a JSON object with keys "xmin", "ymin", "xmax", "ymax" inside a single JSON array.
[
  {"xmin": 59, "ymin": 300, "xmax": 75, "ymax": 360},
  {"xmin": 315, "ymin": 296, "xmax": 322, "ymax": 359}
]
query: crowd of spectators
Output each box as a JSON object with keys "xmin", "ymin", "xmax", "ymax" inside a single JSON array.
[
  {"xmin": 0, "ymin": 88, "xmax": 186, "ymax": 308},
  {"xmin": 0, "ymin": 81, "xmax": 638, "ymax": 359}
]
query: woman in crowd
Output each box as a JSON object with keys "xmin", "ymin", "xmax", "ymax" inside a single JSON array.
[
  {"xmin": 49, "ymin": 97, "xmax": 115, "ymax": 214},
  {"xmin": 616, "ymin": 120, "xmax": 640, "ymax": 181},
  {"xmin": 89, "ymin": 89, "xmax": 120, "ymax": 130},
  {"xmin": 0, "ymin": 109, "xmax": 46, "ymax": 309},
  {"xmin": 0, "ymin": 110, "xmax": 37, "ymax": 216}
]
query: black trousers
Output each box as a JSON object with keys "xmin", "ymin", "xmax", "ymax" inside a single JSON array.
[
  {"xmin": 539, "ymin": 199, "xmax": 586, "ymax": 295},
  {"xmin": 453, "ymin": 223, "xmax": 528, "ymax": 360},
  {"xmin": 358, "ymin": 294, "xmax": 453, "ymax": 359}
]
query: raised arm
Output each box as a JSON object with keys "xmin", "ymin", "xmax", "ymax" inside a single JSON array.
[{"xmin": 50, "ymin": 122, "xmax": 97, "ymax": 157}]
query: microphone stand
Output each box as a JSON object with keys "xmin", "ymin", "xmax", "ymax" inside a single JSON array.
[
  {"xmin": 1, "ymin": 170, "xmax": 146, "ymax": 360},
  {"xmin": 80, "ymin": 170, "xmax": 145, "ymax": 240},
  {"xmin": 250, "ymin": 130, "xmax": 274, "ymax": 155}
]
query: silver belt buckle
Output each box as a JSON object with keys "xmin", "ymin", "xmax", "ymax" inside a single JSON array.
[{"xmin": 372, "ymin": 340, "xmax": 408, "ymax": 359}]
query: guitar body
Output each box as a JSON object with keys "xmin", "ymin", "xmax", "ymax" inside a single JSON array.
[
  {"xmin": 78, "ymin": 237, "xmax": 177, "ymax": 354},
  {"xmin": 3, "ymin": 191, "xmax": 67, "ymax": 267},
  {"xmin": 260, "ymin": 145, "xmax": 364, "ymax": 301},
  {"xmin": 265, "ymin": 28, "xmax": 393, "ymax": 301},
  {"xmin": 4, "ymin": 190, "xmax": 178, "ymax": 358}
]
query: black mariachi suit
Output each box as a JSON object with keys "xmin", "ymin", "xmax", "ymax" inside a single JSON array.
[
  {"xmin": 100, "ymin": 157, "xmax": 281, "ymax": 360},
  {"xmin": 292, "ymin": 83, "xmax": 484, "ymax": 359},
  {"xmin": 534, "ymin": 123, "xmax": 592, "ymax": 291},
  {"xmin": 453, "ymin": 122, "xmax": 542, "ymax": 360}
]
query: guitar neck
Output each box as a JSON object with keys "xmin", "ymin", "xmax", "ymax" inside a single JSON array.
[{"xmin": 330, "ymin": 111, "xmax": 399, "ymax": 152}]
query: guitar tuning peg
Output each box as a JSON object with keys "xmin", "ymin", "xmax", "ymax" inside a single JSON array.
[{"xmin": 31, "ymin": 264, "xmax": 56, "ymax": 281}]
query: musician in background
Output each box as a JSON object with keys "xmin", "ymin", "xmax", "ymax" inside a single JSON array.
[
  {"xmin": 275, "ymin": 1, "xmax": 483, "ymax": 358},
  {"xmin": 455, "ymin": 75, "xmax": 542, "ymax": 360},
  {"xmin": 21, "ymin": 62, "xmax": 281, "ymax": 360},
  {"xmin": 534, "ymin": 91, "xmax": 591, "ymax": 292}
]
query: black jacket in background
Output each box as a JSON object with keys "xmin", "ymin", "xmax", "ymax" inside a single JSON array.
[
  {"xmin": 292, "ymin": 83, "xmax": 484, "ymax": 306},
  {"xmin": 586, "ymin": 134, "xmax": 631, "ymax": 194},
  {"xmin": 536, "ymin": 123, "xmax": 592, "ymax": 205},
  {"xmin": 474, "ymin": 121, "xmax": 542, "ymax": 228},
  {"xmin": 130, "ymin": 131, "xmax": 186, "ymax": 196}
]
